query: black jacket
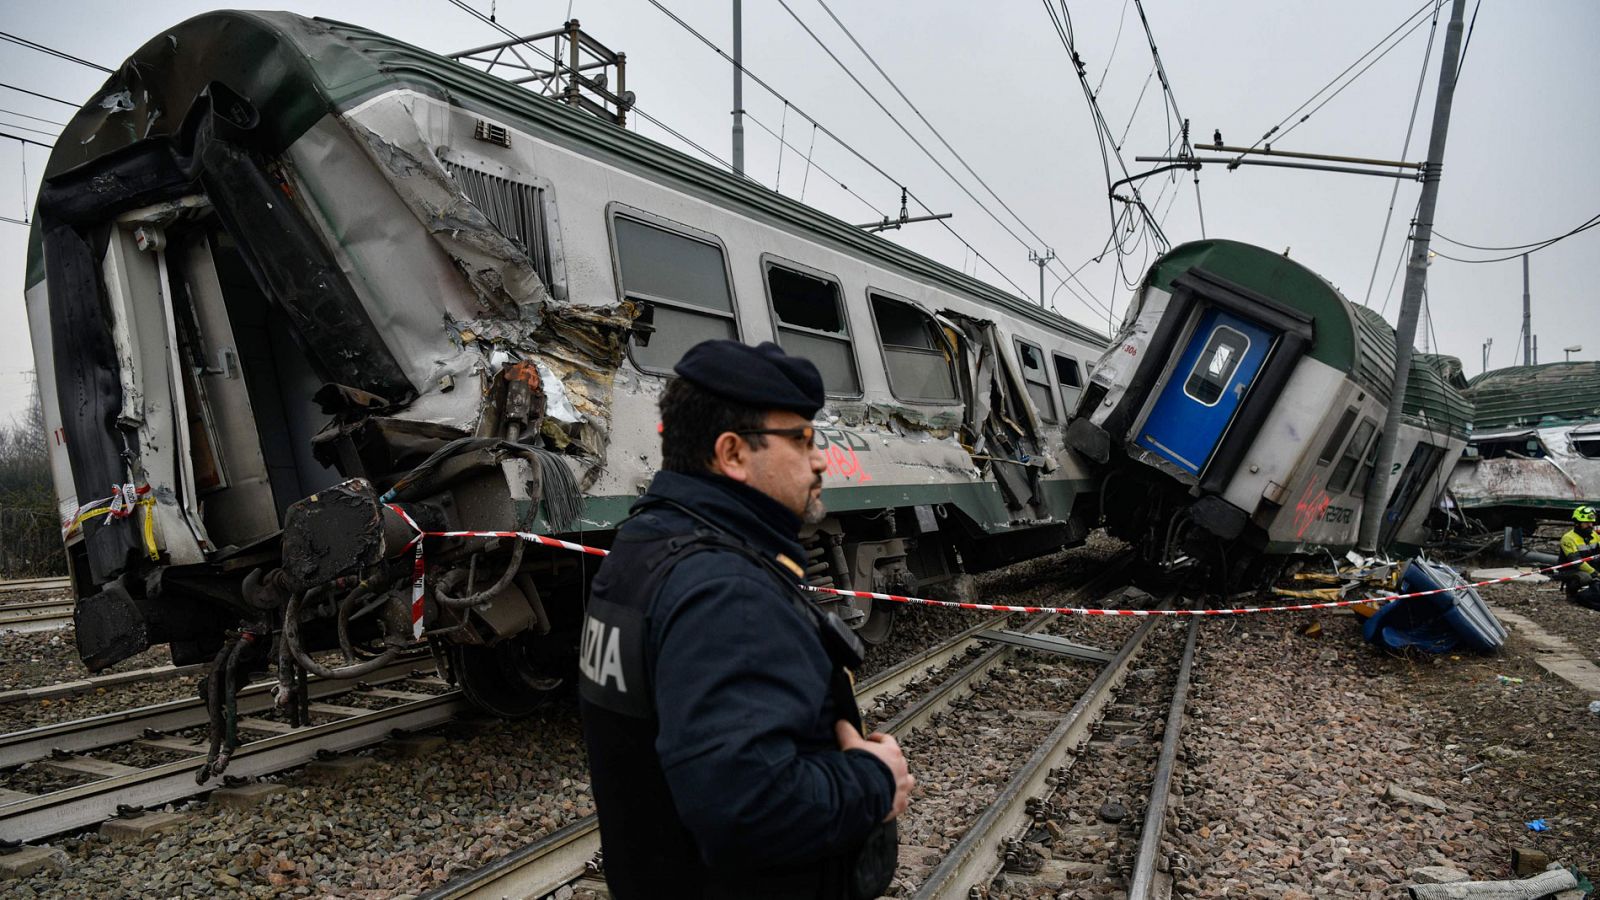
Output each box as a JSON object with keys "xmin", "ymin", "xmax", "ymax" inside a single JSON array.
[{"xmin": 578, "ymin": 470, "xmax": 894, "ymax": 898}]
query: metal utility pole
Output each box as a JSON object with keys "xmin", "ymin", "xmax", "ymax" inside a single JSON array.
[
  {"xmin": 1029, "ymin": 249, "xmax": 1055, "ymax": 307},
  {"xmin": 1521, "ymin": 253, "xmax": 1532, "ymax": 365},
  {"xmin": 731, "ymin": 0, "xmax": 745, "ymax": 175},
  {"xmin": 1358, "ymin": 0, "xmax": 1467, "ymax": 553}
]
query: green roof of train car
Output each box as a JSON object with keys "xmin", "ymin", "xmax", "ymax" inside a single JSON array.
[
  {"xmin": 28, "ymin": 11, "xmax": 1105, "ymax": 347},
  {"xmin": 1466, "ymin": 361, "xmax": 1600, "ymax": 429},
  {"xmin": 1147, "ymin": 240, "xmax": 1469, "ymax": 437}
]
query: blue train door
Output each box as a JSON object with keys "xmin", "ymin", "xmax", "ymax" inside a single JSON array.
[{"xmin": 1135, "ymin": 308, "xmax": 1274, "ymax": 476}]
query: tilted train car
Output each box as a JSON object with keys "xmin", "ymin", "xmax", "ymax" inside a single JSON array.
[
  {"xmin": 1446, "ymin": 361, "xmax": 1600, "ymax": 529},
  {"xmin": 23, "ymin": 13, "xmax": 1106, "ymax": 733},
  {"xmin": 1065, "ymin": 240, "xmax": 1468, "ymax": 578}
]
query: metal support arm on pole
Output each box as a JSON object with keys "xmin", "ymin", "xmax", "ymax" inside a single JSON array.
[
  {"xmin": 1357, "ymin": 0, "xmax": 1467, "ymax": 552},
  {"xmin": 1135, "ymin": 156, "xmax": 1422, "ymax": 181}
]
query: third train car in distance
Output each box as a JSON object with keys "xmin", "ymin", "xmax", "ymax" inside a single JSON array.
[{"xmin": 1066, "ymin": 239, "xmax": 1470, "ymax": 582}]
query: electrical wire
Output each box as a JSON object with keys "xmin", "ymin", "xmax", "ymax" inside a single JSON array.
[
  {"xmin": 0, "ymin": 107, "xmax": 65, "ymax": 127},
  {"xmin": 785, "ymin": 0, "xmax": 1106, "ymax": 317},
  {"xmin": 742, "ymin": 108, "xmax": 885, "ymax": 218},
  {"xmin": 1430, "ymin": 216, "xmax": 1600, "ymax": 263},
  {"xmin": 0, "ymin": 30, "xmax": 112, "ymax": 73},
  {"xmin": 1434, "ymin": 212, "xmax": 1600, "ymax": 252},
  {"xmin": 0, "ymin": 120, "xmax": 57, "ymax": 138},
  {"xmin": 639, "ymin": 0, "xmax": 1047, "ymax": 303},
  {"xmin": 1228, "ymin": 0, "xmax": 1438, "ymax": 164},
  {"xmin": 0, "ymin": 82, "xmax": 77, "ymax": 107},
  {"xmin": 1361, "ymin": 0, "xmax": 1442, "ymax": 307},
  {"xmin": 0, "ymin": 131, "xmax": 52, "ymax": 149},
  {"xmin": 0, "ymin": 213, "xmax": 30, "ymax": 226},
  {"xmin": 810, "ymin": 0, "xmax": 1106, "ymax": 317}
]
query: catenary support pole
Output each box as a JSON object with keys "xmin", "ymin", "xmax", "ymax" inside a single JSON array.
[
  {"xmin": 1358, "ymin": 0, "xmax": 1467, "ymax": 552},
  {"xmin": 1521, "ymin": 253, "xmax": 1531, "ymax": 365},
  {"xmin": 731, "ymin": 0, "xmax": 744, "ymax": 176}
]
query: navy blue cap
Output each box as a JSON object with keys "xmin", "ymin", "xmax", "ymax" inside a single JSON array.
[{"xmin": 673, "ymin": 340, "xmax": 825, "ymax": 417}]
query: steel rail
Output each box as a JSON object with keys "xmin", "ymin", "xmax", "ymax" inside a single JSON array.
[
  {"xmin": 0, "ymin": 599, "xmax": 74, "ymax": 633},
  {"xmin": 0, "ymin": 663, "xmax": 208, "ymax": 707},
  {"xmin": 0, "ymin": 577, "xmax": 71, "ymax": 593},
  {"xmin": 1127, "ymin": 618, "xmax": 1199, "ymax": 900},
  {"xmin": 912, "ymin": 596, "xmax": 1171, "ymax": 899},
  {"xmin": 0, "ymin": 659, "xmax": 433, "ymax": 767},
  {"xmin": 0, "ymin": 692, "xmax": 465, "ymax": 842},
  {"xmin": 422, "ymin": 561, "xmax": 1136, "ymax": 900}
]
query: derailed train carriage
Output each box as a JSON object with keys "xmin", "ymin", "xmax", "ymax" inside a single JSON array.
[
  {"xmin": 1445, "ymin": 362, "xmax": 1600, "ymax": 530},
  {"xmin": 23, "ymin": 12, "xmax": 1106, "ymax": 735},
  {"xmin": 1064, "ymin": 239, "xmax": 1469, "ymax": 578}
]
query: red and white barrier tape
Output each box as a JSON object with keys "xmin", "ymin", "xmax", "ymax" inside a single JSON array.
[{"xmin": 385, "ymin": 507, "xmax": 1594, "ymax": 618}]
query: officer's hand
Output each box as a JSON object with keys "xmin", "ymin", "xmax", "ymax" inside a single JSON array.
[{"xmin": 835, "ymin": 720, "xmax": 914, "ymax": 822}]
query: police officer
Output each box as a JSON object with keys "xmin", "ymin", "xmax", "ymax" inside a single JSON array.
[
  {"xmin": 578, "ymin": 339, "xmax": 913, "ymax": 898},
  {"xmin": 1559, "ymin": 505, "xmax": 1600, "ymax": 610}
]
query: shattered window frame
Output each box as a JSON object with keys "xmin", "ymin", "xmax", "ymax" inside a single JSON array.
[
  {"xmin": 608, "ymin": 207, "xmax": 741, "ymax": 376},
  {"xmin": 1012, "ymin": 336, "xmax": 1059, "ymax": 423},
  {"xmin": 761, "ymin": 254, "xmax": 862, "ymax": 399},
  {"xmin": 1052, "ymin": 352, "xmax": 1084, "ymax": 416},
  {"xmin": 867, "ymin": 289, "xmax": 960, "ymax": 406}
]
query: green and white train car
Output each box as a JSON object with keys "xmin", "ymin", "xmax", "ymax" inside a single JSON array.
[
  {"xmin": 1446, "ymin": 361, "xmax": 1600, "ymax": 528},
  {"xmin": 1066, "ymin": 239, "xmax": 1469, "ymax": 576},
  {"xmin": 24, "ymin": 12, "xmax": 1105, "ymax": 719}
]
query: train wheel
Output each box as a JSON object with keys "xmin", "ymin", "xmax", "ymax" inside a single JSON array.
[
  {"xmin": 853, "ymin": 599, "xmax": 897, "ymax": 645},
  {"xmin": 450, "ymin": 637, "xmax": 564, "ymax": 719}
]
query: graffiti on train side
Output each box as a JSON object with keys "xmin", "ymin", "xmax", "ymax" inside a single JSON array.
[
  {"xmin": 815, "ymin": 426, "xmax": 873, "ymax": 484},
  {"xmin": 1292, "ymin": 476, "xmax": 1357, "ymax": 539}
]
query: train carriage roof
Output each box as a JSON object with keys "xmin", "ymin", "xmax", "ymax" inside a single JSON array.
[
  {"xmin": 1145, "ymin": 239, "xmax": 1469, "ymax": 437},
  {"xmin": 27, "ymin": 10, "xmax": 1105, "ymax": 347},
  {"xmin": 1467, "ymin": 361, "xmax": 1600, "ymax": 429}
]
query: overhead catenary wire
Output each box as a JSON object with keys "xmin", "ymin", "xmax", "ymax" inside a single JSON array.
[
  {"xmin": 0, "ymin": 131, "xmax": 52, "ymax": 150},
  {"xmin": 1361, "ymin": 0, "xmax": 1443, "ymax": 307},
  {"xmin": 640, "ymin": 0, "xmax": 1049, "ymax": 303},
  {"xmin": 1430, "ymin": 216, "xmax": 1600, "ymax": 264},
  {"xmin": 811, "ymin": 0, "xmax": 1106, "ymax": 315},
  {"xmin": 0, "ymin": 107, "xmax": 65, "ymax": 128},
  {"xmin": 786, "ymin": 0, "xmax": 1107, "ymax": 317},
  {"xmin": 1228, "ymin": 0, "xmax": 1439, "ymax": 165},
  {"xmin": 0, "ymin": 82, "xmax": 78, "ymax": 108},
  {"xmin": 1434, "ymin": 212, "xmax": 1600, "ymax": 253},
  {"xmin": 0, "ymin": 30, "xmax": 112, "ymax": 73}
]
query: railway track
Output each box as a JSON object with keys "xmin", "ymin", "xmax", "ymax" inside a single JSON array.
[
  {"xmin": 0, "ymin": 659, "xmax": 459, "ymax": 842},
  {"xmin": 420, "ymin": 562, "xmax": 1141, "ymax": 900},
  {"xmin": 0, "ymin": 598, "xmax": 74, "ymax": 633}
]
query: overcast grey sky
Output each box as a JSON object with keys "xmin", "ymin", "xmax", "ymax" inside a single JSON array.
[{"xmin": 1, "ymin": 1, "xmax": 1595, "ymax": 426}]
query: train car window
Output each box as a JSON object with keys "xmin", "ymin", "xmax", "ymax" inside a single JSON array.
[
  {"xmin": 1573, "ymin": 429, "xmax": 1600, "ymax": 459},
  {"xmin": 1182, "ymin": 325, "xmax": 1249, "ymax": 406},
  {"xmin": 765, "ymin": 263, "xmax": 860, "ymax": 396},
  {"xmin": 1013, "ymin": 338, "xmax": 1058, "ymax": 423},
  {"xmin": 1328, "ymin": 418, "xmax": 1377, "ymax": 493},
  {"xmin": 870, "ymin": 294, "xmax": 958, "ymax": 403},
  {"xmin": 1053, "ymin": 353, "xmax": 1084, "ymax": 414},
  {"xmin": 1353, "ymin": 430, "xmax": 1383, "ymax": 497},
  {"xmin": 443, "ymin": 161, "xmax": 553, "ymax": 288},
  {"xmin": 613, "ymin": 216, "xmax": 737, "ymax": 373},
  {"xmin": 1316, "ymin": 408, "xmax": 1359, "ymax": 465}
]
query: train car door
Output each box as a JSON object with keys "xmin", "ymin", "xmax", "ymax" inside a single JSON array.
[{"xmin": 1135, "ymin": 308, "xmax": 1273, "ymax": 477}]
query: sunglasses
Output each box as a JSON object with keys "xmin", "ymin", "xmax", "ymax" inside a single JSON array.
[{"xmin": 735, "ymin": 425, "xmax": 816, "ymax": 445}]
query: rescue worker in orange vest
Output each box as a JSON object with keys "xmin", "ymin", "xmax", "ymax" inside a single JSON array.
[{"xmin": 1558, "ymin": 505, "xmax": 1600, "ymax": 610}]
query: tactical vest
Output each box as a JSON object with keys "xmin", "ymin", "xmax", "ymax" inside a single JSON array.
[{"xmin": 578, "ymin": 505, "xmax": 892, "ymax": 899}]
